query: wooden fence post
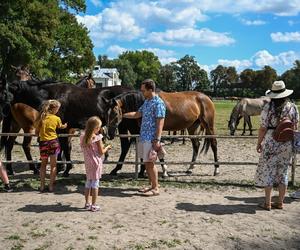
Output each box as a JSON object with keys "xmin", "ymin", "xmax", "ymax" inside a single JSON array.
[
  {"xmin": 135, "ymin": 137, "xmax": 139, "ymax": 180},
  {"xmin": 291, "ymin": 153, "xmax": 297, "ymax": 186}
]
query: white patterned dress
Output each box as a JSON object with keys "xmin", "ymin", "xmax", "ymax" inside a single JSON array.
[{"xmin": 255, "ymin": 101, "xmax": 299, "ymax": 187}]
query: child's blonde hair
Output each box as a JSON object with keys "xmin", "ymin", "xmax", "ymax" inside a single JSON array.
[
  {"xmin": 83, "ymin": 116, "xmax": 102, "ymax": 145},
  {"xmin": 36, "ymin": 100, "xmax": 61, "ymax": 128}
]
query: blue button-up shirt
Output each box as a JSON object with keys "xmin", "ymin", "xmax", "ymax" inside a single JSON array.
[{"xmin": 138, "ymin": 95, "xmax": 166, "ymax": 142}]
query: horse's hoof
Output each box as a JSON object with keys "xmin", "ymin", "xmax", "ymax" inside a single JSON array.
[
  {"xmin": 186, "ymin": 170, "xmax": 193, "ymax": 175},
  {"xmin": 214, "ymin": 169, "xmax": 220, "ymax": 176},
  {"xmin": 56, "ymin": 166, "xmax": 65, "ymax": 173},
  {"xmin": 109, "ymin": 170, "xmax": 118, "ymax": 176},
  {"xmin": 33, "ymin": 169, "xmax": 40, "ymax": 175},
  {"xmin": 138, "ymin": 173, "xmax": 147, "ymax": 179},
  {"xmin": 162, "ymin": 174, "xmax": 169, "ymax": 179},
  {"xmin": 7, "ymin": 170, "xmax": 14, "ymax": 176},
  {"xmin": 62, "ymin": 171, "xmax": 70, "ymax": 177}
]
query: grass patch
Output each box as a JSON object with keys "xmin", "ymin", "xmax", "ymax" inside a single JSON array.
[
  {"xmin": 112, "ymin": 224, "xmax": 124, "ymax": 229},
  {"xmin": 6, "ymin": 235, "xmax": 21, "ymax": 241},
  {"xmin": 11, "ymin": 242, "xmax": 24, "ymax": 250},
  {"xmin": 88, "ymin": 236, "xmax": 98, "ymax": 240},
  {"xmin": 29, "ymin": 230, "xmax": 47, "ymax": 239},
  {"xmin": 86, "ymin": 246, "xmax": 95, "ymax": 250},
  {"xmin": 131, "ymin": 239, "xmax": 182, "ymax": 249}
]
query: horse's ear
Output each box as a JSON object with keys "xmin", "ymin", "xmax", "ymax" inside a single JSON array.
[{"xmin": 88, "ymin": 72, "xmax": 92, "ymax": 79}]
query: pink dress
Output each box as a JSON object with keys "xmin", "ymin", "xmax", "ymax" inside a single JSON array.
[{"xmin": 80, "ymin": 133, "xmax": 103, "ymax": 180}]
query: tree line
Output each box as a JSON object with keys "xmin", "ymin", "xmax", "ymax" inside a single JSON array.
[
  {"xmin": 98, "ymin": 53, "xmax": 300, "ymax": 99},
  {"xmin": 1, "ymin": 0, "xmax": 299, "ymax": 98}
]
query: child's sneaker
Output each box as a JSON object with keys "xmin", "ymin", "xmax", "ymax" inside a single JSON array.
[
  {"xmin": 4, "ymin": 184, "xmax": 13, "ymax": 192},
  {"xmin": 90, "ymin": 205, "xmax": 100, "ymax": 212},
  {"xmin": 85, "ymin": 203, "xmax": 91, "ymax": 210}
]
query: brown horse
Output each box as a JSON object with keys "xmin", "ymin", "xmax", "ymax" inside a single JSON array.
[
  {"xmin": 75, "ymin": 73, "xmax": 96, "ymax": 88},
  {"xmin": 1, "ymin": 103, "xmax": 40, "ymax": 174},
  {"xmin": 106, "ymin": 90, "xmax": 219, "ymax": 176}
]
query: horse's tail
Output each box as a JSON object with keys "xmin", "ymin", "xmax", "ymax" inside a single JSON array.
[
  {"xmin": 0, "ymin": 110, "xmax": 12, "ymax": 152},
  {"xmin": 199, "ymin": 94, "xmax": 216, "ymax": 154}
]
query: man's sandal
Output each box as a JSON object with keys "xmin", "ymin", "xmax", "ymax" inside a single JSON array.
[
  {"xmin": 271, "ymin": 202, "xmax": 283, "ymax": 209},
  {"xmin": 142, "ymin": 189, "xmax": 160, "ymax": 197},
  {"xmin": 258, "ymin": 203, "xmax": 271, "ymax": 211}
]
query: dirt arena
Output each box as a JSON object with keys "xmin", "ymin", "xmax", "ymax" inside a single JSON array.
[{"xmin": 0, "ymin": 135, "xmax": 300, "ymax": 250}]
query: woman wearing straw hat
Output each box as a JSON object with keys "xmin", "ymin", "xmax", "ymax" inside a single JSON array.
[{"xmin": 255, "ymin": 80, "xmax": 299, "ymax": 210}]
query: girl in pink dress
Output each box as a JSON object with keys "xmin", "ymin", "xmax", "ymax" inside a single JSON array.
[{"xmin": 80, "ymin": 116, "xmax": 111, "ymax": 212}]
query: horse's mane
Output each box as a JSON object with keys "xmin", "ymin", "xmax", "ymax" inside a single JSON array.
[
  {"xmin": 10, "ymin": 81, "xmax": 48, "ymax": 109},
  {"xmin": 115, "ymin": 91, "xmax": 144, "ymax": 113}
]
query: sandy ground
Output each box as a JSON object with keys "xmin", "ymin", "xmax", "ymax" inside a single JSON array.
[{"xmin": 0, "ymin": 135, "xmax": 300, "ymax": 250}]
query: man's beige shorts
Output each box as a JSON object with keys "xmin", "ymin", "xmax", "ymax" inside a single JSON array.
[{"xmin": 137, "ymin": 141, "xmax": 153, "ymax": 162}]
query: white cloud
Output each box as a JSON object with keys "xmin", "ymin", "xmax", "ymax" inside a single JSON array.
[
  {"xmin": 218, "ymin": 59, "xmax": 252, "ymax": 70},
  {"xmin": 142, "ymin": 28, "xmax": 235, "ymax": 47},
  {"xmin": 240, "ymin": 18, "xmax": 266, "ymax": 26},
  {"xmin": 192, "ymin": 0, "xmax": 300, "ymax": 16},
  {"xmin": 107, "ymin": 45, "xmax": 127, "ymax": 56},
  {"xmin": 142, "ymin": 48, "xmax": 176, "ymax": 58},
  {"xmin": 201, "ymin": 50, "xmax": 300, "ymax": 73},
  {"xmin": 105, "ymin": 46, "xmax": 178, "ymax": 65},
  {"xmin": 253, "ymin": 50, "xmax": 300, "ymax": 67},
  {"xmin": 90, "ymin": 0, "xmax": 102, "ymax": 7},
  {"xmin": 76, "ymin": 9, "xmax": 143, "ymax": 47},
  {"xmin": 271, "ymin": 32, "xmax": 300, "ymax": 42}
]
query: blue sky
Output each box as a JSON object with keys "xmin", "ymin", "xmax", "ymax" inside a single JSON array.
[{"xmin": 76, "ymin": 0, "xmax": 300, "ymax": 74}]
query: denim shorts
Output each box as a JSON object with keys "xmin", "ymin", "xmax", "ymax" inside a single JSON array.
[{"xmin": 85, "ymin": 179, "xmax": 100, "ymax": 189}]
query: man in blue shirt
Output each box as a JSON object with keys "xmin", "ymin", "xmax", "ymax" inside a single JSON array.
[{"xmin": 123, "ymin": 79, "xmax": 166, "ymax": 196}]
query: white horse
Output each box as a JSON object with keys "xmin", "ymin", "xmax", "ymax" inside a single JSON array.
[{"xmin": 228, "ymin": 97, "xmax": 270, "ymax": 135}]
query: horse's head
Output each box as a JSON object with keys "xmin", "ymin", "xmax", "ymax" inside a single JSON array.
[
  {"xmin": 106, "ymin": 99, "xmax": 123, "ymax": 140},
  {"xmin": 228, "ymin": 103, "xmax": 242, "ymax": 136},
  {"xmin": 228, "ymin": 117, "xmax": 236, "ymax": 136},
  {"xmin": 76, "ymin": 73, "xmax": 96, "ymax": 88},
  {"xmin": 86, "ymin": 73, "xmax": 96, "ymax": 88}
]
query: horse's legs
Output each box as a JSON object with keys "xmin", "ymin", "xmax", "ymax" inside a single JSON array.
[
  {"xmin": 211, "ymin": 137, "xmax": 219, "ymax": 176},
  {"xmin": 5, "ymin": 135, "xmax": 17, "ymax": 175},
  {"xmin": 158, "ymin": 158, "xmax": 168, "ymax": 178},
  {"xmin": 248, "ymin": 116, "xmax": 253, "ymax": 135},
  {"xmin": 242, "ymin": 116, "xmax": 246, "ymax": 135},
  {"xmin": 57, "ymin": 137, "xmax": 66, "ymax": 174},
  {"xmin": 22, "ymin": 127, "xmax": 39, "ymax": 174},
  {"xmin": 109, "ymin": 137, "xmax": 133, "ymax": 175},
  {"xmin": 181, "ymin": 129, "xmax": 186, "ymax": 145},
  {"xmin": 186, "ymin": 121, "xmax": 202, "ymax": 174},
  {"xmin": 5, "ymin": 121, "xmax": 21, "ymax": 175},
  {"xmin": 62, "ymin": 137, "xmax": 73, "ymax": 177}
]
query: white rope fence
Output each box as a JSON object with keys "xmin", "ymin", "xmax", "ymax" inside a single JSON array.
[{"xmin": 0, "ymin": 132, "xmax": 298, "ymax": 185}]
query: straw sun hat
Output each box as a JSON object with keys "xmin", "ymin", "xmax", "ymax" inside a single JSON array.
[{"xmin": 265, "ymin": 80, "xmax": 293, "ymax": 99}]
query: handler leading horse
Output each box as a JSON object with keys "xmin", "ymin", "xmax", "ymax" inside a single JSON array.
[{"xmin": 106, "ymin": 90, "xmax": 219, "ymax": 176}]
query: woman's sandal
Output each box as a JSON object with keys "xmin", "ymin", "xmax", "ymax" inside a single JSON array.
[
  {"xmin": 258, "ymin": 203, "xmax": 271, "ymax": 211},
  {"xmin": 271, "ymin": 202, "xmax": 283, "ymax": 209}
]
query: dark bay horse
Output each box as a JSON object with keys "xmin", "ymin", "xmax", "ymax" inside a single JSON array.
[
  {"xmin": 228, "ymin": 97, "xmax": 270, "ymax": 135},
  {"xmin": 0, "ymin": 79, "xmax": 143, "ymax": 177},
  {"xmin": 106, "ymin": 90, "xmax": 219, "ymax": 176},
  {"xmin": 0, "ymin": 76, "xmax": 94, "ymax": 175}
]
